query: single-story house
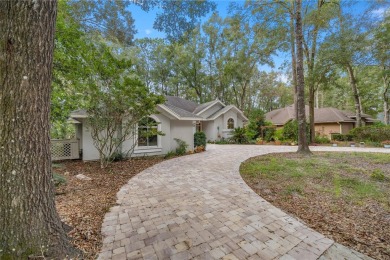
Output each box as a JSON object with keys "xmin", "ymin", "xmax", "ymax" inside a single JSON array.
[
  {"xmin": 265, "ymin": 105, "xmax": 376, "ymax": 138},
  {"xmin": 70, "ymin": 96, "xmax": 248, "ymax": 161}
]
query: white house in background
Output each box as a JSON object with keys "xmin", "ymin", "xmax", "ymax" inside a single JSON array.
[{"xmin": 70, "ymin": 96, "xmax": 248, "ymax": 161}]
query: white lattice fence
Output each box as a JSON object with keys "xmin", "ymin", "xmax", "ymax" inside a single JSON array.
[{"xmin": 51, "ymin": 139, "xmax": 80, "ymax": 161}]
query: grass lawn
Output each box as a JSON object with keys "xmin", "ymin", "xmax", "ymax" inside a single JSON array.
[
  {"xmin": 240, "ymin": 152, "xmax": 390, "ymax": 260},
  {"xmin": 54, "ymin": 157, "xmax": 163, "ymax": 259}
]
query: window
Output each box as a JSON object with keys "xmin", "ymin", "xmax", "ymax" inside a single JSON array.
[
  {"xmin": 196, "ymin": 121, "xmax": 202, "ymax": 132},
  {"xmin": 138, "ymin": 117, "xmax": 158, "ymax": 147},
  {"xmin": 227, "ymin": 118, "xmax": 234, "ymax": 129}
]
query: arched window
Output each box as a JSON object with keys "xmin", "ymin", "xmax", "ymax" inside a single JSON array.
[
  {"xmin": 138, "ymin": 117, "xmax": 158, "ymax": 147},
  {"xmin": 227, "ymin": 118, "xmax": 234, "ymax": 129}
]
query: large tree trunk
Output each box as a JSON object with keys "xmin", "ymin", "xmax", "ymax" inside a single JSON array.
[
  {"xmin": 295, "ymin": 0, "xmax": 311, "ymax": 154},
  {"xmin": 289, "ymin": 2, "xmax": 298, "ymax": 120},
  {"xmin": 346, "ymin": 64, "xmax": 362, "ymax": 127},
  {"xmin": 0, "ymin": 1, "xmax": 79, "ymax": 258},
  {"xmin": 384, "ymin": 74, "xmax": 390, "ymax": 125}
]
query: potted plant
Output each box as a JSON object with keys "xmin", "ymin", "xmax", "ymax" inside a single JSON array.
[
  {"xmin": 350, "ymin": 142, "xmax": 356, "ymax": 147},
  {"xmin": 331, "ymin": 141, "xmax": 338, "ymax": 147},
  {"xmin": 381, "ymin": 140, "xmax": 390, "ymax": 148}
]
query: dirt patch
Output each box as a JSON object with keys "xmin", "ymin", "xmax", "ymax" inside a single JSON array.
[
  {"xmin": 240, "ymin": 152, "xmax": 390, "ymax": 260},
  {"xmin": 54, "ymin": 157, "xmax": 163, "ymax": 259}
]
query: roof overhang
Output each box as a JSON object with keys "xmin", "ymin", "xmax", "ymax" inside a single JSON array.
[
  {"xmin": 196, "ymin": 100, "xmax": 226, "ymax": 115},
  {"xmin": 157, "ymin": 104, "xmax": 204, "ymax": 121},
  {"xmin": 207, "ymin": 105, "xmax": 248, "ymax": 122}
]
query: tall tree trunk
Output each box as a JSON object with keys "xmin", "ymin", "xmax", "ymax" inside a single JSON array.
[
  {"xmin": 346, "ymin": 64, "xmax": 362, "ymax": 127},
  {"xmin": 289, "ymin": 2, "xmax": 298, "ymax": 120},
  {"xmin": 295, "ymin": 0, "xmax": 311, "ymax": 154},
  {"xmin": 383, "ymin": 74, "xmax": 390, "ymax": 125},
  {"xmin": 0, "ymin": 1, "xmax": 79, "ymax": 258}
]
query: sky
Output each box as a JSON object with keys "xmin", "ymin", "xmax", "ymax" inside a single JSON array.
[{"xmin": 129, "ymin": 0, "xmax": 385, "ymax": 74}]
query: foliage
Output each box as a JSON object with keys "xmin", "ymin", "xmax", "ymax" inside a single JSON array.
[
  {"xmin": 331, "ymin": 134, "xmax": 353, "ymax": 142},
  {"xmin": 53, "ymin": 173, "xmax": 67, "ymax": 187},
  {"xmin": 273, "ymin": 129, "xmax": 284, "ymax": 141},
  {"xmin": 85, "ymin": 44, "xmax": 164, "ymax": 168},
  {"xmin": 349, "ymin": 125, "xmax": 390, "ymax": 143},
  {"xmin": 381, "ymin": 140, "xmax": 390, "ymax": 145},
  {"xmin": 164, "ymin": 151, "xmax": 177, "ymax": 159},
  {"xmin": 230, "ymin": 127, "xmax": 248, "ymax": 144},
  {"xmin": 174, "ymin": 138, "xmax": 188, "ymax": 155},
  {"xmin": 314, "ymin": 136, "xmax": 331, "ymax": 144},
  {"xmin": 194, "ymin": 145, "xmax": 205, "ymax": 153},
  {"xmin": 194, "ymin": 131, "xmax": 207, "ymax": 148},
  {"xmin": 245, "ymin": 109, "xmax": 266, "ymax": 140},
  {"xmin": 264, "ymin": 127, "xmax": 276, "ymax": 142}
]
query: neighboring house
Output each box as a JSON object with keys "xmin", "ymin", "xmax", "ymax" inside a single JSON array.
[
  {"xmin": 265, "ymin": 105, "xmax": 376, "ymax": 138},
  {"xmin": 70, "ymin": 96, "xmax": 248, "ymax": 161}
]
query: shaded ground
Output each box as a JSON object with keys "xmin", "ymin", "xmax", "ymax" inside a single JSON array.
[
  {"xmin": 54, "ymin": 157, "xmax": 163, "ymax": 259},
  {"xmin": 240, "ymin": 152, "xmax": 390, "ymax": 260}
]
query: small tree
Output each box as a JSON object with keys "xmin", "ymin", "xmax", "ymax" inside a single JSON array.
[{"xmin": 86, "ymin": 45, "xmax": 163, "ymax": 168}]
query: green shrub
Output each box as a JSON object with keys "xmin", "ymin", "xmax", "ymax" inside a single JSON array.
[
  {"xmin": 282, "ymin": 120, "xmax": 310, "ymax": 142},
  {"xmin": 174, "ymin": 138, "xmax": 188, "ymax": 155},
  {"xmin": 349, "ymin": 125, "xmax": 390, "ymax": 142},
  {"xmin": 274, "ymin": 129, "xmax": 284, "ymax": 141},
  {"xmin": 264, "ymin": 127, "xmax": 276, "ymax": 142},
  {"xmin": 315, "ymin": 136, "xmax": 331, "ymax": 144},
  {"xmin": 194, "ymin": 131, "xmax": 207, "ymax": 148},
  {"xmin": 53, "ymin": 173, "xmax": 67, "ymax": 187},
  {"xmin": 331, "ymin": 134, "xmax": 353, "ymax": 141},
  {"xmin": 230, "ymin": 127, "xmax": 249, "ymax": 144}
]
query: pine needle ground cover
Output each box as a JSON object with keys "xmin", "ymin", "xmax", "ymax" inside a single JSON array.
[
  {"xmin": 240, "ymin": 152, "xmax": 390, "ymax": 260},
  {"xmin": 54, "ymin": 158, "xmax": 163, "ymax": 259}
]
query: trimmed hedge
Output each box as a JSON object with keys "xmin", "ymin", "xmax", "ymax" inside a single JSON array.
[
  {"xmin": 194, "ymin": 131, "xmax": 207, "ymax": 148},
  {"xmin": 349, "ymin": 125, "xmax": 390, "ymax": 142},
  {"xmin": 331, "ymin": 134, "xmax": 354, "ymax": 141}
]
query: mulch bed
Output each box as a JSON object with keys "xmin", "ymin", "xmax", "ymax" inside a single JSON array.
[
  {"xmin": 54, "ymin": 157, "xmax": 163, "ymax": 259},
  {"xmin": 241, "ymin": 152, "xmax": 390, "ymax": 260}
]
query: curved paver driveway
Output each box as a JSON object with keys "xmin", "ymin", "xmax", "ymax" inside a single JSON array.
[{"xmin": 98, "ymin": 145, "xmax": 389, "ymax": 260}]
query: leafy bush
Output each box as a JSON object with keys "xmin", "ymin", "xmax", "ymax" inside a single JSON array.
[
  {"xmin": 282, "ymin": 120, "xmax": 310, "ymax": 142},
  {"xmin": 264, "ymin": 127, "xmax": 276, "ymax": 142},
  {"xmin": 230, "ymin": 127, "xmax": 249, "ymax": 144},
  {"xmin": 53, "ymin": 173, "xmax": 67, "ymax": 187},
  {"xmin": 274, "ymin": 129, "xmax": 284, "ymax": 141},
  {"xmin": 349, "ymin": 125, "xmax": 390, "ymax": 142},
  {"xmin": 245, "ymin": 109, "xmax": 266, "ymax": 140},
  {"xmin": 194, "ymin": 131, "xmax": 206, "ymax": 148},
  {"xmin": 174, "ymin": 138, "xmax": 188, "ymax": 155},
  {"xmin": 331, "ymin": 134, "xmax": 353, "ymax": 141},
  {"xmin": 314, "ymin": 136, "xmax": 331, "ymax": 144}
]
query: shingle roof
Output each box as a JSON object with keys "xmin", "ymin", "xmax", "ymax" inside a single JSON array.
[
  {"xmin": 164, "ymin": 96, "xmax": 198, "ymax": 113},
  {"xmin": 163, "ymin": 103, "xmax": 203, "ymax": 119},
  {"xmin": 265, "ymin": 105, "xmax": 374, "ymax": 125},
  {"xmin": 193, "ymin": 100, "xmax": 218, "ymax": 114}
]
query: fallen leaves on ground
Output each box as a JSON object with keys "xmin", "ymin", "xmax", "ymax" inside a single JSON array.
[{"xmin": 55, "ymin": 157, "xmax": 163, "ymax": 259}]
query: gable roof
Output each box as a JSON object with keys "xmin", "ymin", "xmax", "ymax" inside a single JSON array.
[
  {"xmin": 265, "ymin": 105, "xmax": 375, "ymax": 125},
  {"xmin": 162, "ymin": 96, "xmax": 248, "ymax": 121}
]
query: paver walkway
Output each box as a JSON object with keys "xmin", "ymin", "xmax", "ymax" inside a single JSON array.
[{"xmin": 98, "ymin": 145, "xmax": 389, "ymax": 260}]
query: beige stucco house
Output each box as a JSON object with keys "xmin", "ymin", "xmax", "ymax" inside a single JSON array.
[
  {"xmin": 265, "ymin": 105, "xmax": 376, "ymax": 138},
  {"xmin": 70, "ymin": 96, "xmax": 248, "ymax": 161}
]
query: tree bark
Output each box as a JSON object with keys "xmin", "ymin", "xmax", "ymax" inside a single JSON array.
[
  {"xmin": 383, "ymin": 73, "xmax": 390, "ymax": 125},
  {"xmin": 0, "ymin": 1, "xmax": 79, "ymax": 258},
  {"xmin": 346, "ymin": 64, "xmax": 362, "ymax": 127},
  {"xmin": 295, "ymin": 0, "xmax": 311, "ymax": 154},
  {"xmin": 289, "ymin": 1, "xmax": 298, "ymax": 120}
]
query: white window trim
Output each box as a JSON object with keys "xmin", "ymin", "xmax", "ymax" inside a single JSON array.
[
  {"xmin": 227, "ymin": 118, "xmax": 235, "ymax": 129},
  {"xmin": 135, "ymin": 115, "xmax": 162, "ymax": 151}
]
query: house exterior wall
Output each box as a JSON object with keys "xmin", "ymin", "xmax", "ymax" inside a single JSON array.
[
  {"xmin": 341, "ymin": 122, "xmax": 354, "ymax": 134},
  {"xmin": 199, "ymin": 103, "xmax": 224, "ymax": 119},
  {"xmin": 314, "ymin": 122, "xmax": 354, "ymax": 138},
  {"xmin": 170, "ymin": 120, "xmax": 194, "ymax": 151},
  {"xmin": 222, "ymin": 110, "xmax": 238, "ymax": 138},
  {"xmin": 202, "ymin": 121, "xmax": 215, "ymax": 141},
  {"xmin": 81, "ymin": 120, "xmax": 101, "ymax": 161}
]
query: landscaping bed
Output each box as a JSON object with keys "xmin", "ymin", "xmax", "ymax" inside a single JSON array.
[
  {"xmin": 54, "ymin": 157, "xmax": 163, "ymax": 259},
  {"xmin": 240, "ymin": 152, "xmax": 390, "ymax": 260}
]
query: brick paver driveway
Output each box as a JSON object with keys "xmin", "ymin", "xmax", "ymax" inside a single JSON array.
[{"xmin": 98, "ymin": 145, "xmax": 389, "ymax": 260}]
